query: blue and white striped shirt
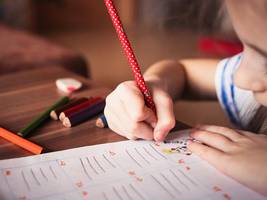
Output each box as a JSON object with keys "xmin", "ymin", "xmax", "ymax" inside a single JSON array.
[{"xmin": 215, "ymin": 53, "xmax": 264, "ymax": 132}]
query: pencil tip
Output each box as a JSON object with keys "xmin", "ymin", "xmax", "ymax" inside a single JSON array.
[
  {"xmin": 17, "ymin": 132, "xmax": 23, "ymax": 136},
  {"xmin": 63, "ymin": 118, "xmax": 71, "ymax": 128},
  {"xmin": 96, "ymin": 118, "xmax": 104, "ymax": 128},
  {"xmin": 59, "ymin": 113, "xmax": 65, "ymax": 122},
  {"xmin": 50, "ymin": 111, "xmax": 58, "ymax": 120}
]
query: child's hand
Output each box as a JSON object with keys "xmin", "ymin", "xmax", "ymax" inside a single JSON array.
[
  {"xmin": 188, "ymin": 125, "xmax": 267, "ymax": 196},
  {"xmin": 104, "ymin": 80, "xmax": 175, "ymax": 141}
]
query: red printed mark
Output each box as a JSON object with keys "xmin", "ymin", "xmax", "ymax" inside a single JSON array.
[
  {"xmin": 76, "ymin": 181, "xmax": 83, "ymax": 188},
  {"xmin": 185, "ymin": 166, "xmax": 190, "ymax": 171},
  {"xmin": 128, "ymin": 171, "xmax": 136, "ymax": 176},
  {"xmin": 5, "ymin": 170, "xmax": 11, "ymax": 176},
  {"xmin": 82, "ymin": 191, "xmax": 88, "ymax": 197},
  {"xmin": 59, "ymin": 160, "xmax": 66, "ymax": 166},
  {"xmin": 178, "ymin": 159, "xmax": 185, "ymax": 164},
  {"xmin": 128, "ymin": 170, "xmax": 143, "ymax": 182},
  {"xmin": 213, "ymin": 186, "xmax": 222, "ymax": 192},
  {"xmin": 154, "ymin": 143, "xmax": 160, "ymax": 147},
  {"xmin": 109, "ymin": 151, "xmax": 116, "ymax": 156},
  {"xmin": 67, "ymin": 86, "xmax": 76, "ymax": 92},
  {"xmin": 223, "ymin": 193, "xmax": 232, "ymax": 200},
  {"xmin": 136, "ymin": 177, "xmax": 143, "ymax": 182}
]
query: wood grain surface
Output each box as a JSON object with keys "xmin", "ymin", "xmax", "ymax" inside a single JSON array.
[
  {"xmin": 0, "ymin": 68, "xmax": 123, "ymax": 159},
  {"xmin": 0, "ymin": 67, "xmax": 188, "ymax": 160}
]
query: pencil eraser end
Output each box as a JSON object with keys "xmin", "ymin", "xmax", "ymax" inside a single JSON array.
[{"xmin": 56, "ymin": 78, "xmax": 82, "ymax": 93}]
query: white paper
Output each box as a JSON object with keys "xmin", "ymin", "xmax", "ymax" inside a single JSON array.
[{"xmin": 0, "ymin": 130, "xmax": 266, "ymax": 200}]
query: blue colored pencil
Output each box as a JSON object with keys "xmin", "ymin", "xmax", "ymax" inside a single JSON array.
[{"xmin": 95, "ymin": 113, "xmax": 108, "ymax": 128}]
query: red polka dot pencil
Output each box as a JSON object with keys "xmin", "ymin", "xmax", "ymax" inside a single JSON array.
[{"xmin": 103, "ymin": 0, "xmax": 156, "ymax": 112}]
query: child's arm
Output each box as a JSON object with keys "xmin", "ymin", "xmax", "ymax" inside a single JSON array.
[
  {"xmin": 143, "ymin": 59, "xmax": 219, "ymax": 100},
  {"xmin": 104, "ymin": 59, "xmax": 219, "ymax": 141}
]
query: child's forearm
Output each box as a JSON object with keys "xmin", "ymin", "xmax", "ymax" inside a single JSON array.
[
  {"xmin": 144, "ymin": 59, "xmax": 219, "ymax": 100},
  {"xmin": 144, "ymin": 60, "xmax": 185, "ymax": 100},
  {"xmin": 180, "ymin": 59, "xmax": 219, "ymax": 99}
]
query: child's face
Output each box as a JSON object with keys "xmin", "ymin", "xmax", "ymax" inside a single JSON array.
[{"xmin": 226, "ymin": 0, "xmax": 267, "ymax": 106}]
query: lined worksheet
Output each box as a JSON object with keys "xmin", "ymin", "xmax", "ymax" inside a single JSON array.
[{"xmin": 0, "ymin": 130, "xmax": 266, "ymax": 200}]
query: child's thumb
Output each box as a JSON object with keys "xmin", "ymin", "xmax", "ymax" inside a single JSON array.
[
  {"xmin": 143, "ymin": 106, "xmax": 157, "ymax": 128},
  {"xmin": 153, "ymin": 96, "xmax": 175, "ymax": 141}
]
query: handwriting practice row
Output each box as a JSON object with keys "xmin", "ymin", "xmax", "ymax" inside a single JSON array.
[{"xmin": 0, "ymin": 130, "xmax": 265, "ymax": 200}]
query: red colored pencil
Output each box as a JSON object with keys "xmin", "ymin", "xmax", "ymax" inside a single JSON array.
[
  {"xmin": 59, "ymin": 97, "xmax": 103, "ymax": 121},
  {"xmin": 50, "ymin": 97, "xmax": 88, "ymax": 120},
  {"xmin": 104, "ymin": 0, "xmax": 156, "ymax": 112},
  {"xmin": 63, "ymin": 100, "xmax": 105, "ymax": 128}
]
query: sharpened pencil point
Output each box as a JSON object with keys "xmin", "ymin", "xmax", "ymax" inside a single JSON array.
[
  {"xmin": 96, "ymin": 118, "xmax": 105, "ymax": 128},
  {"xmin": 17, "ymin": 132, "xmax": 23, "ymax": 136},
  {"xmin": 63, "ymin": 117, "xmax": 71, "ymax": 128},
  {"xmin": 95, "ymin": 114, "xmax": 108, "ymax": 128},
  {"xmin": 59, "ymin": 113, "xmax": 66, "ymax": 122},
  {"xmin": 50, "ymin": 111, "xmax": 58, "ymax": 120}
]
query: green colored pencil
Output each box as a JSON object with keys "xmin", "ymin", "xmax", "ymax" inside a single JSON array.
[{"xmin": 18, "ymin": 96, "xmax": 70, "ymax": 137}]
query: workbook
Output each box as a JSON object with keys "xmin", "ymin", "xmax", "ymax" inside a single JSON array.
[{"xmin": 0, "ymin": 130, "xmax": 265, "ymax": 200}]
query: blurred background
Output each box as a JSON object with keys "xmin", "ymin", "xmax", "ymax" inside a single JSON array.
[{"xmin": 0, "ymin": 0, "xmax": 242, "ymax": 126}]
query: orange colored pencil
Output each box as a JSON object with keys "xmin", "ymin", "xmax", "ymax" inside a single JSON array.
[{"xmin": 0, "ymin": 127, "xmax": 43, "ymax": 154}]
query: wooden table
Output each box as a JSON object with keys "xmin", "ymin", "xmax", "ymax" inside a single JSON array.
[
  {"xmin": 0, "ymin": 68, "xmax": 125, "ymax": 160},
  {"xmin": 0, "ymin": 67, "xmax": 188, "ymax": 160}
]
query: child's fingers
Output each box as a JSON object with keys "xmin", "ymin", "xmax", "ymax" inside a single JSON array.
[
  {"xmin": 196, "ymin": 125, "xmax": 243, "ymax": 142},
  {"xmin": 117, "ymin": 82, "xmax": 157, "ymax": 124},
  {"xmin": 128, "ymin": 122, "xmax": 154, "ymax": 140},
  {"xmin": 105, "ymin": 92, "xmax": 129, "ymax": 123},
  {"xmin": 153, "ymin": 94, "xmax": 175, "ymax": 142},
  {"xmin": 142, "ymin": 107, "xmax": 157, "ymax": 128},
  {"xmin": 119, "ymin": 91, "xmax": 157, "ymax": 129},
  {"xmin": 188, "ymin": 141, "xmax": 227, "ymax": 170},
  {"xmin": 104, "ymin": 102, "xmax": 153, "ymax": 140},
  {"xmin": 190, "ymin": 129, "xmax": 235, "ymax": 152},
  {"xmin": 104, "ymin": 106, "xmax": 137, "ymax": 140},
  {"xmin": 106, "ymin": 84, "xmax": 153, "ymax": 123}
]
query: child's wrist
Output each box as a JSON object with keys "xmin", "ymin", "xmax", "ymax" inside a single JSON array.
[{"xmin": 144, "ymin": 75, "xmax": 169, "ymax": 94}]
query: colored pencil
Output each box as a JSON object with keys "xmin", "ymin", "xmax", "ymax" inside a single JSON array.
[
  {"xmin": 18, "ymin": 96, "xmax": 70, "ymax": 137},
  {"xmin": 63, "ymin": 100, "xmax": 105, "ymax": 128},
  {"xmin": 95, "ymin": 113, "xmax": 108, "ymax": 128},
  {"xmin": 59, "ymin": 97, "xmax": 102, "ymax": 121},
  {"xmin": 104, "ymin": 0, "xmax": 156, "ymax": 111},
  {"xmin": 0, "ymin": 127, "xmax": 43, "ymax": 154},
  {"xmin": 50, "ymin": 97, "xmax": 88, "ymax": 120},
  {"xmin": 99, "ymin": 1, "xmax": 157, "ymax": 129}
]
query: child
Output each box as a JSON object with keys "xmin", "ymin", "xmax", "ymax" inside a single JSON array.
[{"xmin": 104, "ymin": 0, "xmax": 267, "ymax": 196}]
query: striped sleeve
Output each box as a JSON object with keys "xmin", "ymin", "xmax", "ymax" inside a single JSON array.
[{"xmin": 215, "ymin": 53, "xmax": 261, "ymax": 130}]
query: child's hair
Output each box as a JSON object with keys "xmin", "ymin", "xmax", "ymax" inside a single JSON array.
[{"xmin": 142, "ymin": 0, "xmax": 236, "ymax": 37}]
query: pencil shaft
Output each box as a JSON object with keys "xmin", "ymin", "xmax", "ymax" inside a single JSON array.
[
  {"xmin": 64, "ymin": 97, "xmax": 102, "ymax": 118},
  {"xmin": 68, "ymin": 100, "xmax": 105, "ymax": 127},
  {"xmin": 52, "ymin": 97, "xmax": 88, "ymax": 119},
  {"xmin": 104, "ymin": 0, "xmax": 156, "ymax": 112},
  {"xmin": 19, "ymin": 96, "xmax": 69, "ymax": 137},
  {"xmin": 100, "ymin": 113, "xmax": 108, "ymax": 128},
  {"xmin": 0, "ymin": 127, "xmax": 43, "ymax": 154}
]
